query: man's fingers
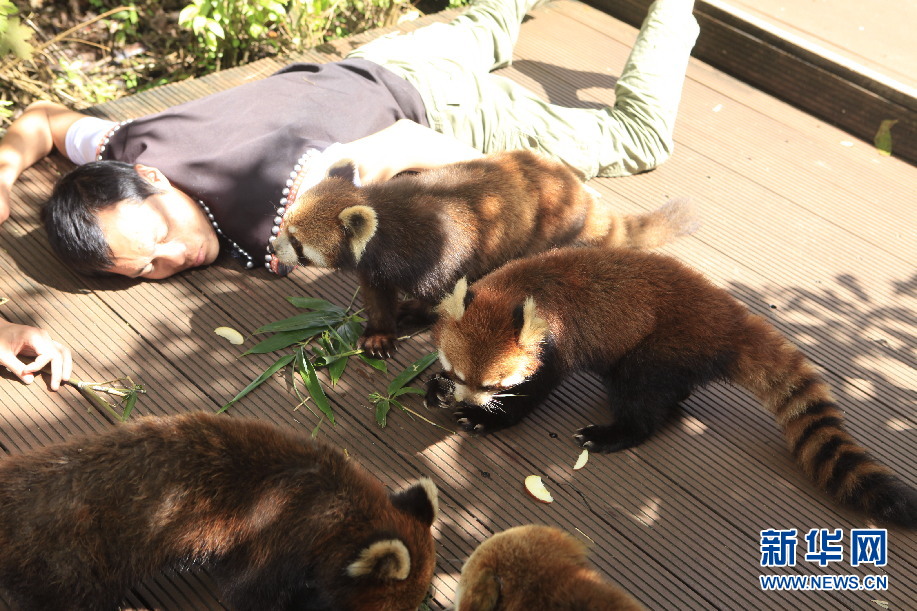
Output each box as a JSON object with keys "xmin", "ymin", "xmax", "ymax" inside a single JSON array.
[
  {"xmin": 61, "ymin": 344, "xmax": 73, "ymax": 386},
  {"xmin": 0, "ymin": 352, "xmax": 30, "ymax": 382},
  {"xmin": 45, "ymin": 342, "xmax": 72, "ymax": 391},
  {"xmin": 21, "ymin": 346, "xmax": 70, "ymax": 391},
  {"xmin": 21, "ymin": 352, "xmax": 53, "ymax": 375}
]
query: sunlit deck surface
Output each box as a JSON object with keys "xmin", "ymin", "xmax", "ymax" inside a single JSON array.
[{"xmin": 1, "ymin": 1, "xmax": 914, "ymax": 609}]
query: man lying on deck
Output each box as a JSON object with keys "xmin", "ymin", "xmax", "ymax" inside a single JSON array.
[{"xmin": 0, "ymin": 0, "xmax": 698, "ymax": 280}]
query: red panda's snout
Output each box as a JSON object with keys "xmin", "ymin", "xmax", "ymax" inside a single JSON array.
[
  {"xmin": 438, "ymin": 338, "xmax": 537, "ymax": 408},
  {"xmin": 453, "ymin": 379, "xmax": 498, "ymax": 407}
]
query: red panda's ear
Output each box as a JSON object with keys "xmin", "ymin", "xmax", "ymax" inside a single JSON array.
[
  {"xmin": 515, "ymin": 297, "xmax": 549, "ymax": 346},
  {"xmin": 346, "ymin": 539, "xmax": 411, "ymax": 581},
  {"xmin": 339, "ymin": 205, "xmax": 378, "ymax": 262},
  {"xmin": 327, "ymin": 158, "xmax": 359, "ymax": 185},
  {"xmin": 455, "ymin": 568, "xmax": 500, "ymax": 611},
  {"xmin": 390, "ymin": 478, "xmax": 438, "ymax": 527},
  {"xmin": 438, "ymin": 278, "xmax": 471, "ymax": 321}
]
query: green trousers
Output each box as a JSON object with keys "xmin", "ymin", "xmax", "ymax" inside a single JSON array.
[{"xmin": 348, "ymin": 0, "xmax": 699, "ymax": 179}]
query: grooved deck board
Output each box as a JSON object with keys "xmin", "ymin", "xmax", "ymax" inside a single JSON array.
[{"xmin": 0, "ymin": 2, "xmax": 914, "ymax": 609}]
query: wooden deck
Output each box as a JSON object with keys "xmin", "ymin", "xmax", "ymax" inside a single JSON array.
[
  {"xmin": 1, "ymin": 1, "xmax": 915, "ymax": 609},
  {"xmin": 592, "ymin": 0, "xmax": 917, "ymax": 165}
]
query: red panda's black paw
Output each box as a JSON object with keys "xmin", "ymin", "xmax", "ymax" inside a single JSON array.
[
  {"xmin": 359, "ymin": 333, "xmax": 399, "ymax": 358},
  {"xmin": 453, "ymin": 405, "xmax": 507, "ymax": 434},
  {"xmin": 424, "ymin": 374, "xmax": 456, "ymax": 409},
  {"xmin": 573, "ymin": 425, "xmax": 643, "ymax": 453}
]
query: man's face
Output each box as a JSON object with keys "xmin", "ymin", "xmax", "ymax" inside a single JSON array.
[{"xmin": 96, "ymin": 187, "xmax": 220, "ymax": 280}]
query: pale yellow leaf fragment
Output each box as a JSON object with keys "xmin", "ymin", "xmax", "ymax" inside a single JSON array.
[{"xmin": 214, "ymin": 326, "xmax": 244, "ymax": 345}]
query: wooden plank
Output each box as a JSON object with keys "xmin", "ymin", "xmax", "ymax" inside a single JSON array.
[{"xmin": 584, "ymin": 0, "xmax": 917, "ymax": 164}]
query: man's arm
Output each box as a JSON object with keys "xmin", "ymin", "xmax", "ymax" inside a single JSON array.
[
  {"xmin": 335, "ymin": 119, "xmax": 484, "ymax": 184},
  {"xmin": 0, "ymin": 101, "xmax": 90, "ymax": 223}
]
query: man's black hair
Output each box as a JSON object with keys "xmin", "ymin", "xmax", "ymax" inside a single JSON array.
[{"xmin": 41, "ymin": 161, "xmax": 161, "ymax": 275}]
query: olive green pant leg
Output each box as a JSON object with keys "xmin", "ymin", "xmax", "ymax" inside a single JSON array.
[
  {"xmin": 348, "ymin": 0, "xmax": 538, "ymax": 74},
  {"xmin": 599, "ymin": 0, "xmax": 700, "ymax": 176},
  {"xmin": 351, "ymin": 0, "xmax": 699, "ymax": 179},
  {"xmin": 347, "ymin": 0, "xmax": 540, "ymax": 150},
  {"xmin": 484, "ymin": 0, "xmax": 699, "ymax": 178}
]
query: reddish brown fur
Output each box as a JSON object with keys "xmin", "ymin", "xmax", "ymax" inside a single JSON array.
[
  {"xmin": 430, "ymin": 248, "xmax": 917, "ymax": 527},
  {"xmin": 455, "ymin": 525, "xmax": 646, "ymax": 611},
  {"xmin": 0, "ymin": 413, "xmax": 437, "ymax": 610},
  {"xmin": 273, "ymin": 150, "xmax": 696, "ymax": 356}
]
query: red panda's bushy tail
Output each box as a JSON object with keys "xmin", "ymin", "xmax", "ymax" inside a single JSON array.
[
  {"xmin": 603, "ymin": 196, "xmax": 700, "ymax": 250},
  {"xmin": 731, "ymin": 313, "xmax": 917, "ymax": 528}
]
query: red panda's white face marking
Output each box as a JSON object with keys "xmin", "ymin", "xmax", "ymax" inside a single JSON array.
[{"xmin": 436, "ymin": 282, "xmax": 548, "ymax": 408}]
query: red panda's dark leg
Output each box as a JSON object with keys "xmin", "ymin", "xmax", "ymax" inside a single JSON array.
[
  {"xmin": 212, "ymin": 549, "xmax": 317, "ymax": 611},
  {"xmin": 574, "ymin": 364, "xmax": 695, "ymax": 453},
  {"xmin": 357, "ymin": 276, "xmax": 401, "ymax": 358},
  {"xmin": 396, "ymin": 297, "xmax": 439, "ymax": 332}
]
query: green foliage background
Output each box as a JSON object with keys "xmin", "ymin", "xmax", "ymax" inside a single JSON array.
[{"xmin": 0, "ymin": 0, "xmax": 460, "ymax": 127}]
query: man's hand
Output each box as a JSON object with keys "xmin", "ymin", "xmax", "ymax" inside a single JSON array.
[
  {"xmin": 0, "ymin": 320, "xmax": 73, "ymax": 390},
  {"xmin": 335, "ymin": 119, "xmax": 484, "ymax": 184}
]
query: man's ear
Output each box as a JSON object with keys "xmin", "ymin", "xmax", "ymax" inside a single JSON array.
[{"xmin": 134, "ymin": 164, "xmax": 170, "ymax": 187}]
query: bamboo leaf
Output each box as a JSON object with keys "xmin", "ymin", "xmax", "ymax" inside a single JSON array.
[
  {"xmin": 243, "ymin": 328, "xmax": 318, "ymax": 355},
  {"xmin": 375, "ymin": 397, "xmax": 391, "ymax": 427},
  {"xmin": 392, "ymin": 386, "xmax": 425, "ymax": 397},
  {"xmin": 287, "ymin": 296, "xmax": 346, "ymax": 314},
  {"xmin": 300, "ymin": 353, "xmax": 335, "ymax": 424},
  {"xmin": 218, "ymin": 354, "xmax": 294, "ymax": 413},
  {"xmin": 311, "ymin": 343, "xmax": 329, "ymax": 366},
  {"xmin": 387, "ymin": 351, "xmax": 438, "ymax": 395},
  {"xmin": 359, "ymin": 353, "xmax": 388, "ymax": 373},
  {"xmin": 335, "ymin": 319, "xmax": 363, "ymax": 347},
  {"xmin": 328, "ymin": 354, "xmax": 349, "ymax": 385},
  {"xmin": 120, "ymin": 392, "xmax": 138, "ymax": 421},
  {"xmin": 289, "ymin": 359, "xmax": 319, "ymax": 420},
  {"xmin": 254, "ymin": 311, "xmax": 343, "ymax": 333}
]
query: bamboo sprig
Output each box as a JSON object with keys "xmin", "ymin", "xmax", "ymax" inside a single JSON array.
[{"xmin": 63, "ymin": 375, "xmax": 145, "ymax": 422}]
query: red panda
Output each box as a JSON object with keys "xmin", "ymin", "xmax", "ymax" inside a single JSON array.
[
  {"xmin": 426, "ymin": 247, "xmax": 917, "ymax": 528},
  {"xmin": 0, "ymin": 412, "xmax": 438, "ymax": 610},
  {"xmin": 272, "ymin": 149, "xmax": 697, "ymax": 357},
  {"xmin": 454, "ymin": 525, "xmax": 646, "ymax": 611}
]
